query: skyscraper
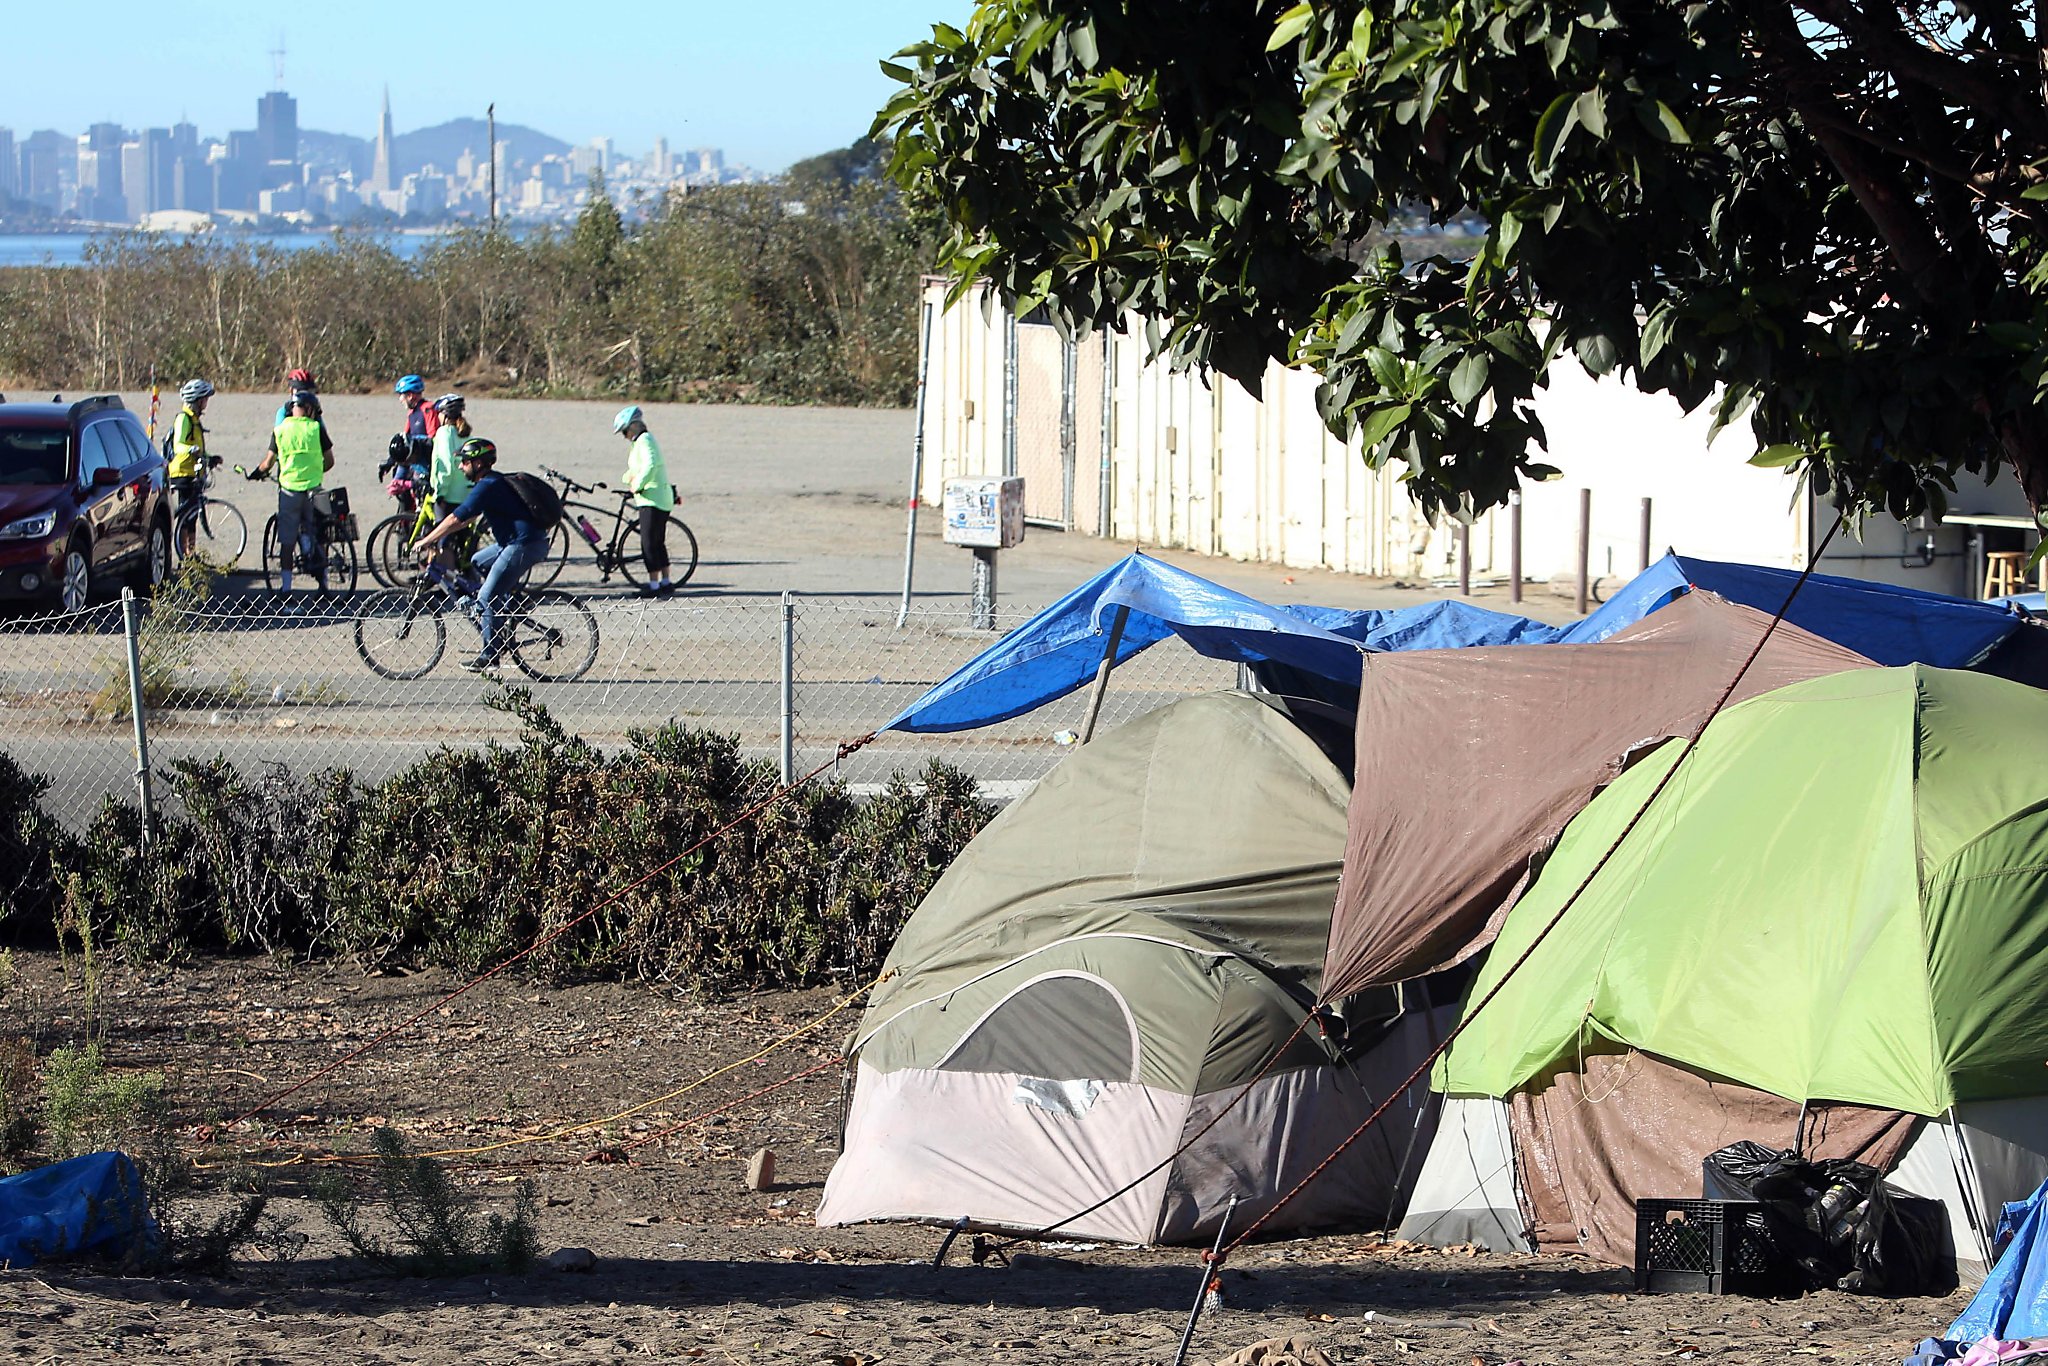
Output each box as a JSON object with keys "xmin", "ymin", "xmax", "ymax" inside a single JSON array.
[
  {"xmin": 0, "ymin": 127, "xmax": 15, "ymax": 200},
  {"xmin": 257, "ymin": 90, "xmax": 298, "ymax": 165},
  {"xmin": 370, "ymin": 88, "xmax": 395, "ymax": 193}
]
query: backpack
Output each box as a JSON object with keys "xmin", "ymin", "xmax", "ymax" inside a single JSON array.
[{"xmin": 500, "ymin": 470, "xmax": 564, "ymax": 531}]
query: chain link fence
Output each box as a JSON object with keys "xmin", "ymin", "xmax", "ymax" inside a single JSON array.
[{"xmin": 0, "ymin": 587, "xmax": 1238, "ymax": 829}]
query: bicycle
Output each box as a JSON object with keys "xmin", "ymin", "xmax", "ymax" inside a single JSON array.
[
  {"xmin": 366, "ymin": 477, "xmax": 493, "ymax": 589},
  {"xmin": 353, "ymin": 560, "xmax": 599, "ymax": 682},
  {"xmin": 528, "ymin": 466, "xmax": 699, "ymax": 591},
  {"xmin": 170, "ymin": 455, "xmax": 249, "ymax": 568},
  {"xmin": 238, "ymin": 467, "xmax": 362, "ymax": 593}
]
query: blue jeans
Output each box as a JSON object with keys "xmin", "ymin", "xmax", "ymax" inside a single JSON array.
[
  {"xmin": 471, "ymin": 536, "xmax": 547, "ymax": 659},
  {"xmin": 276, "ymin": 488, "xmax": 325, "ymax": 583}
]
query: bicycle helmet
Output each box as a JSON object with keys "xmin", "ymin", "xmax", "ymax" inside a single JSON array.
[
  {"xmin": 286, "ymin": 367, "xmax": 315, "ymax": 387},
  {"xmin": 179, "ymin": 378, "xmax": 215, "ymax": 403},
  {"xmin": 289, "ymin": 388, "xmax": 320, "ymax": 415},
  {"xmin": 433, "ymin": 393, "xmax": 466, "ymax": 414},
  {"xmin": 456, "ymin": 437, "xmax": 498, "ymax": 466},
  {"xmin": 611, "ymin": 404, "xmax": 644, "ymax": 433},
  {"xmin": 394, "ymin": 374, "xmax": 425, "ymax": 395}
]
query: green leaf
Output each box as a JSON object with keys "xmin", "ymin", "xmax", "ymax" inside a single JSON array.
[
  {"xmin": 1985, "ymin": 322, "xmax": 2039, "ymax": 350},
  {"xmin": 1748, "ymin": 443, "xmax": 1804, "ymax": 468},
  {"xmin": 1532, "ymin": 92, "xmax": 1580, "ymax": 171},
  {"xmin": 2023, "ymin": 183, "xmax": 2048, "ymax": 201},
  {"xmin": 878, "ymin": 61, "xmax": 916, "ymax": 84},
  {"xmin": 1573, "ymin": 89, "xmax": 1607, "ymax": 140},
  {"xmin": 1636, "ymin": 99, "xmax": 1691, "ymax": 145},
  {"xmin": 1365, "ymin": 347, "xmax": 1406, "ymax": 391},
  {"xmin": 1268, "ymin": 3, "xmax": 1313, "ymax": 51},
  {"xmin": 1355, "ymin": 402, "xmax": 1414, "ymax": 451},
  {"xmin": 1450, "ymin": 352, "xmax": 1491, "ymax": 407},
  {"xmin": 1639, "ymin": 305, "xmax": 1678, "ymax": 367},
  {"xmin": 1071, "ymin": 20, "xmax": 1100, "ymax": 71}
]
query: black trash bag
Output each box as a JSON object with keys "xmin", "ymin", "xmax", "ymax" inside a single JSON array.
[{"xmin": 1703, "ymin": 1142, "xmax": 1952, "ymax": 1295}]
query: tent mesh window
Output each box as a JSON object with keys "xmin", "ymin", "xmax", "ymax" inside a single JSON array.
[{"xmin": 938, "ymin": 974, "xmax": 1140, "ymax": 1083}]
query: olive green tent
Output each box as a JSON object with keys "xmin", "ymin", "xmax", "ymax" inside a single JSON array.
[
  {"xmin": 1418, "ymin": 666, "xmax": 2048, "ymax": 1271},
  {"xmin": 818, "ymin": 690, "xmax": 1447, "ymax": 1245}
]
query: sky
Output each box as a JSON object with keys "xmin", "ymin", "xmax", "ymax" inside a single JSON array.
[{"xmin": 3, "ymin": 0, "xmax": 974, "ymax": 173}]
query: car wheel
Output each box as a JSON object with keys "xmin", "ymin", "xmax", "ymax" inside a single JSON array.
[
  {"xmin": 133, "ymin": 516, "xmax": 172, "ymax": 594},
  {"xmin": 59, "ymin": 541, "xmax": 91, "ymax": 613}
]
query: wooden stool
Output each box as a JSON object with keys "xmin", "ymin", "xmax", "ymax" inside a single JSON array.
[{"xmin": 1984, "ymin": 551, "xmax": 2027, "ymax": 598}]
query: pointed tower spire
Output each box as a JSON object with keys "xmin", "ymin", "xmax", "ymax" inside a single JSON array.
[{"xmin": 371, "ymin": 85, "xmax": 395, "ymax": 193}]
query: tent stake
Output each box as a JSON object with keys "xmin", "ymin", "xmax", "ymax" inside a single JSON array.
[
  {"xmin": 1171, "ymin": 1194, "xmax": 1237, "ymax": 1366},
  {"xmin": 1077, "ymin": 604, "xmax": 1131, "ymax": 744}
]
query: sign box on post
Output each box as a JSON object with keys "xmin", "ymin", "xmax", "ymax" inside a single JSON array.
[{"xmin": 942, "ymin": 477, "xmax": 1026, "ymax": 550}]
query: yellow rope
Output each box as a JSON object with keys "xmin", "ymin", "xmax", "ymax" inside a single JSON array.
[{"xmin": 196, "ymin": 977, "xmax": 877, "ymax": 1169}]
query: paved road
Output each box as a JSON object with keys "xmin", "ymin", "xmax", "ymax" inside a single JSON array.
[{"xmin": 3, "ymin": 393, "xmax": 1571, "ymax": 824}]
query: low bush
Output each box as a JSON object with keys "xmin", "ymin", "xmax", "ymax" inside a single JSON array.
[
  {"xmin": 317, "ymin": 1127, "xmax": 538, "ymax": 1277},
  {"xmin": 0, "ymin": 688, "xmax": 994, "ymax": 992}
]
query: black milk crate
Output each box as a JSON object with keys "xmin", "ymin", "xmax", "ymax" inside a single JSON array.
[{"xmin": 1634, "ymin": 1198, "xmax": 1783, "ymax": 1295}]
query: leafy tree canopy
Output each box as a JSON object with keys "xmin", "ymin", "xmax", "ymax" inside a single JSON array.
[{"xmin": 875, "ymin": 0, "xmax": 2048, "ymax": 520}]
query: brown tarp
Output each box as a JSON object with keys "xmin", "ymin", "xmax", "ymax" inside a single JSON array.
[
  {"xmin": 1321, "ymin": 591, "xmax": 1875, "ymax": 1000},
  {"xmin": 1508, "ymin": 1051, "xmax": 1920, "ymax": 1266}
]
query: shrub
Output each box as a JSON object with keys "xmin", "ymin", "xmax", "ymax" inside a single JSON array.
[
  {"xmin": 0, "ymin": 691, "xmax": 993, "ymax": 992},
  {"xmin": 38, "ymin": 1043, "xmax": 168, "ymax": 1161},
  {"xmin": 317, "ymin": 1127, "xmax": 538, "ymax": 1277}
]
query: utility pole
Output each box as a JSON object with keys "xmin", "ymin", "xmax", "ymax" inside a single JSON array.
[{"xmin": 487, "ymin": 103, "xmax": 497, "ymax": 228}]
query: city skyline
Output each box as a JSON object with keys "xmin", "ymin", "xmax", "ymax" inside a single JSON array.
[
  {"xmin": 2, "ymin": 0, "xmax": 972, "ymax": 176},
  {"xmin": 0, "ymin": 83, "xmax": 766, "ymax": 228}
]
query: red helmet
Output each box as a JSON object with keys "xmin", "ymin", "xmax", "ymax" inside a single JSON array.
[{"xmin": 286, "ymin": 367, "xmax": 315, "ymax": 387}]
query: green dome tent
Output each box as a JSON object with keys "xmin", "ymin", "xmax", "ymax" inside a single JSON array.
[
  {"xmin": 1419, "ymin": 666, "xmax": 2048, "ymax": 1271},
  {"xmin": 818, "ymin": 690, "xmax": 1449, "ymax": 1245}
]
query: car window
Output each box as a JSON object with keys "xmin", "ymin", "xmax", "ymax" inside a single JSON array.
[
  {"xmin": 0, "ymin": 428, "xmax": 70, "ymax": 486},
  {"xmin": 76, "ymin": 425, "xmax": 117, "ymax": 485},
  {"xmin": 111, "ymin": 421, "xmax": 153, "ymax": 467}
]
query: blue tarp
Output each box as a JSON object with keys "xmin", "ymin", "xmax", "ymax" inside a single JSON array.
[
  {"xmin": 883, "ymin": 550, "xmax": 2025, "ymax": 734},
  {"xmin": 1602, "ymin": 554, "xmax": 2022, "ymax": 666},
  {"xmin": 1950, "ymin": 1178, "xmax": 2048, "ymax": 1344},
  {"xmin": 0, "ymin": 1151, "xmax": 155, "ymax": 1269}
]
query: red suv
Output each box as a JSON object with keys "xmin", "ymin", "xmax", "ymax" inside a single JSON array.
[{"xmin": 0, "ymin": 396, "xmax": 172, "ymax": 613}]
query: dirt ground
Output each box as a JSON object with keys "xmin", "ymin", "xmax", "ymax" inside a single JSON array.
[{"xmin": 0, "ymin": 953, "xmax": 1964, "ymax": 1365}]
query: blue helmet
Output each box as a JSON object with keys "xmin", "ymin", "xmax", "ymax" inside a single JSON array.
[
  {"xmin": 612, "ymin": 404, "xmax": 644, "ymax": 433},
  {"xmin": 394, "ymin": 374, "xmax": 425, "ymax": 395}
]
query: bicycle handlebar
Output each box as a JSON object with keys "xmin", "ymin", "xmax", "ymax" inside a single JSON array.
[{"xmin": 542, "ymin": 465, "xmax": 612, "ymax": 496}]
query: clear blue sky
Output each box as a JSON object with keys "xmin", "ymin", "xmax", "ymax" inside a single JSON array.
[{"xmin": 3, "ymin": 0, "xmax": 973, "ymax": 173}]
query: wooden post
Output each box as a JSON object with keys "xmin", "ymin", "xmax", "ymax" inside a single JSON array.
[
  {"xmin": 1575, "ymin": 489, "xmax": 1592, "ymax": 616},
  {"xmin": 1078, "ymin": 604, "xmax": 1131, "ymax": 744}
]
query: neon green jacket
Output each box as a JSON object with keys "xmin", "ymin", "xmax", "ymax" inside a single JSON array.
[
  {"xmin": 169, "ymin": 406, "xmax": 205, "ymax": 480},
  {"xmin": 271, "ymin": 417, "xmax": 327, "ymax": 492},
  {"xmin": 429, "ymin": 425, "xmax": 471, "ymax": 505},
  {"xmin": 622, "ymin": 432, "xmax": 673, "ymax": 511}
]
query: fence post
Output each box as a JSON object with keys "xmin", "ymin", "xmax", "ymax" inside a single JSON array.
[
  {"xmin": 120, "ymin": 588, "xmax": 157, "ymax": 848},
  {"xmin": 1639, "ymin": 496, "xmax": 1654, "ymax": 572},
  {"xmin": 1509, "ymin": 489, "xmax": 1524, "ymax": 604},
  {"xmin": 779, "ymin": 591, "xmax": 796, "ymax": 786},
  {"xmin": 1575, "ymin": 489, "xmax": 1593, "ymax": 616}
]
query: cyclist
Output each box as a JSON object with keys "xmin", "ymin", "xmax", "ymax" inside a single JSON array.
[
  {"xmin": 169, "ymin": 379, "xmax": 214, "ymax": 555},
  {"xmin": 612, "ymin": 405, "xmax": 675, "ymax": 596},
  {"xmin": 276, "ymin": 367, "xmax": 317, "ymax": 423},
  {"xmin": 411, "ymin": 437, "xmax": 552, "ymax": 671},
  {"xmin": 396, "ymin": 374, "xmax": 440, "ymax": 447},
  {"xmin": 427, "ymin": 394, "xmax": 474, "ymax": 516},
  {"xmin": 248, "ymin": 390, "xmax": 335, "ymax": 592}
]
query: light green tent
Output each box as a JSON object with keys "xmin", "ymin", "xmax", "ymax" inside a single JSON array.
[
  {"xmin": 1439, "ymin": 665, "xmax": 2048, "ymax": 1114},
  {"xmin": 1410, "ymin": 666, "xmax": 2048, "ymax": 1274},
  {"xmin": 819, "ymin": 690, "xmax": 1449, "ymax": 1245}
]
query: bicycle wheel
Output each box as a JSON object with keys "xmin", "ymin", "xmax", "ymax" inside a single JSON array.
[
  {"xmin": 507, "ymin": 590, "xmax": 598, "ymax": 682},
  {"xmin": 183, "ymin": 498, "xmax": 248, "ymax": 569},
  {"xmin": 618, "ymin": 513, "xmax": 700, "ymax": 588},
  {"xmin": 260, "ymin": 515, "xmax": 281, "ymax": 590},
  {"xmin": 365, "ymin": 514, "xmax": 415, "ymax": 588},
  {"xmin": 526, "ymin": 520, "xmax": 572, "ymax": 589},
  {"xmin": 353, "ymin": 589, "xmax": 447, "ymax": 679},
  {"xmin": 328, "ymin": 532, "xmax": 360, "ymax": 594}
]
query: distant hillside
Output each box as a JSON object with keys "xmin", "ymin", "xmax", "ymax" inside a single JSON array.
[
  {"xmin": 300, "ymin": 128, "xmax": 370, "ymax": 182},
  {"xmin": 394, "ymin": 119, "xmax": 569, "ymax": 177}
]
